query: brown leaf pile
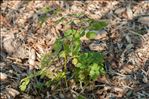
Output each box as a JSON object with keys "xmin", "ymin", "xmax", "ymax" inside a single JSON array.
[{"xmin": 0, "ymin": 1, "xmax": 149, "ymax": 99}]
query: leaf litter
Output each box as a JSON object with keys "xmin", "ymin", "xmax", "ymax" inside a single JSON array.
[{"xmin": 0, "ymin": 1, "xmax": 149, "ymax": 99}]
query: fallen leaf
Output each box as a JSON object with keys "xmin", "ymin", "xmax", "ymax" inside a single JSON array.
[
  {"xmin": 138, "ymin": 16, "xmax": 149, "ymax": 26},
  {"xmin": 28, "ymin": 48, "xmax": 36, "ymax": 70},
  {"xmin": 6, "ymin": 88, "xmax": 20, "ymax": 98},
  {"xmin": 0, "ymin": 72, "xmax": 7, "ymax": 80}
]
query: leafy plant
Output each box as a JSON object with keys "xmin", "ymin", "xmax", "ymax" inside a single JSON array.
[
  {"xmin": 74, "ymin": 52, "xmax": 104, "ymax": 81},
  {"xmin": 19, "ymin": 71, "xmax": 40, "ymax": 92},
  {"xmin": 19, "ymin": 18, "xmax": 108, "ymax": 91}
]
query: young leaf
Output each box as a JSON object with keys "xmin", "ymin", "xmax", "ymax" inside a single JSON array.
[
  {"xmin": 19, "ymin": 77, "xmax": 30, "ymax": 92},
  {"xmin": 76, "ymin": 63, "xmax": 85, "ymax": 69},
  {"xmin": 89, "ymin": 63, "xmax": 100, "ymax": 80},
  {"xmin": 72, "ymin": 58, "xmax": 78, "ymax": 65},
  {"xmin": 53, "ymin": 39, "xmax": 63, "ymax": 53},
  {"xmin": 64, "ymin": 29, "xmax": 76, "ymax": 37},
  {"xmin": 89, "ymin": 21, "xmax": 107, "ymax": 30},
  {"xmin": 75, "ymin": 33, "xmax": 80, "ymax": 39},
  {"xmin": 59, "ymin": 51, "xmax": 66, "ymax": 58},
  {"xmin": 86, "ymin": 31, "xmax": 96, "ymax": 39},
  {"xmin": 80, "ymin": 29, "xmax": 86, "ymax": 36},
  {"xmin": 78, "ymin": 71, "xmax": 86, "ymax": 81},
  {"xmin": 35, "ymin": 82, "xmax": 45, "ymax": 90},
  {"xmin": 54, "ymin": 72, "xmax": 66, "ymax": 81}
]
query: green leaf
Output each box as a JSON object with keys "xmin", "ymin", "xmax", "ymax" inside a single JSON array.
[
  {"xmin": 72, "ymin": 58, "xmax": 78, "ymax": 65},
  {"xmin": 74, "ymin": 39, "xmax": 81, "ymax": 45},
  {"xmin": 73, "ymin": 40, "xmax": 81, "ymax": 54},
  {"xmin": 89, "ymin": 21, "xmax": 107, "ymax": 30},
  {"xmin": 86, "ymin": 31, "xmax": 96, "ymax": 39},
  {"xmin": 78, "ymin": 71, "xmax": 86, "ymax": 81},
  {"xmin": 64, "ymin": 42, "xmax": 70, "ymax": 54},
  {"xmin": 54, "ymin": 72, "xmax": 66, "ymax": 81},
  {"xmin": 76, "ymin": 63, "xmax": 85, "ymax": 69},
  {"xmin": 79, "ymin": 29, "xmax": 86, "ymax": 36},
  {"xmin": 45, "ymin": 80, "xmax": 52, "ymax": 87},
  {"xmin": 99, "ymin": 66, "xmax": 105, "ymax": 74},
  {"xmin": 19, "ymin": 77, "xmax": 30, "ymax": 92},
  {"xmin": 74, "ymin": 32, "xmax": 80, "ymax": 38},
  {"xmin": 64, "ymin": 29, "xmax": 76, "ymax": 37},
  {"xmin": 59, "ymin": 51, "xmax": 66, "ymax": 58},
  {"xmin": 35, "ymin": 82, "xmax": 45, "ymax": 90},
  {"xmin": 89, "ymin": 63, "xmax": 100, "ymax": 80},
  {"xmin": 53, "ymin": 39, "xmax": 62, "ymax": 53}
]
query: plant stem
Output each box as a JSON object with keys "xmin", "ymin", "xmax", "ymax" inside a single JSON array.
[{"xmin": 64, "ymin": 54, "xmax": 68, "ymax": 87}]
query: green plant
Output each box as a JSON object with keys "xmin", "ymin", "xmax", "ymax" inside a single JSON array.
[
  {"xmin": 20, "ymin": 19, "xmax": 107, "ymax": 92},
  {"xmin": 74, "ymin": 52, "xmax": 104, "ymax": 82}
]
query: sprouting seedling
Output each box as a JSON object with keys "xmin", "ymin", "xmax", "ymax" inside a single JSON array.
[{"xmin": 20, "ymin": 15, "xmax": 108, "ymax": 91}]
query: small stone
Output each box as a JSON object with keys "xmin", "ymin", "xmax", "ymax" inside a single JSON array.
[{"xmin": 0, "ymin": 72, "xmax": 7, "ymax": 80}]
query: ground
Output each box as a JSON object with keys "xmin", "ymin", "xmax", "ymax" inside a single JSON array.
[{"xmin": 0, "ymin": 1, "xmax": 149, "ymax": 99}]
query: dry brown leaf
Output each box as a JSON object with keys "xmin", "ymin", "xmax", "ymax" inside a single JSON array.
[
  {"xmin": 95, "ymin": 30, "xmax": 108, "ymax": 40},
  {"xmin": 138, "ymin": 16, "xmax": 149, "ymax": 26},
  {"xmin": 0, "ymin": 72, "xmax": 7, "ymax": 80},
  {"xmin": 121, "ymin": 64, "xmax": 134, "ymax": 74},
  {"xmin": 6, "ymin": 88, "xmax": 20, "ymax": 98},
  {"xmin": 89, "ymin": 41, "xmax": 107, "ymax": 51},
  {"xmin": 0, "ymin": 15, "xmax": 11, "ymax": 27},
  {"xmin": 28, "ymin": 48, "xmax": 36, "ymax": 70},
  {"xmin": 126, "ymin": 5, "xmax": 133, "ymax": 20}
]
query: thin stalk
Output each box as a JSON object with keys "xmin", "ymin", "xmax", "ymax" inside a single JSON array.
[{"xmin": 64, "ymin": 54, "xmax": 68, "ymax": 87}]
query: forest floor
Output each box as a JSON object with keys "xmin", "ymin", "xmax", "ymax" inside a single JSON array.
[{"xmin": 0, "ymin": 1, "xmax": 149, "ymax": 99}]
